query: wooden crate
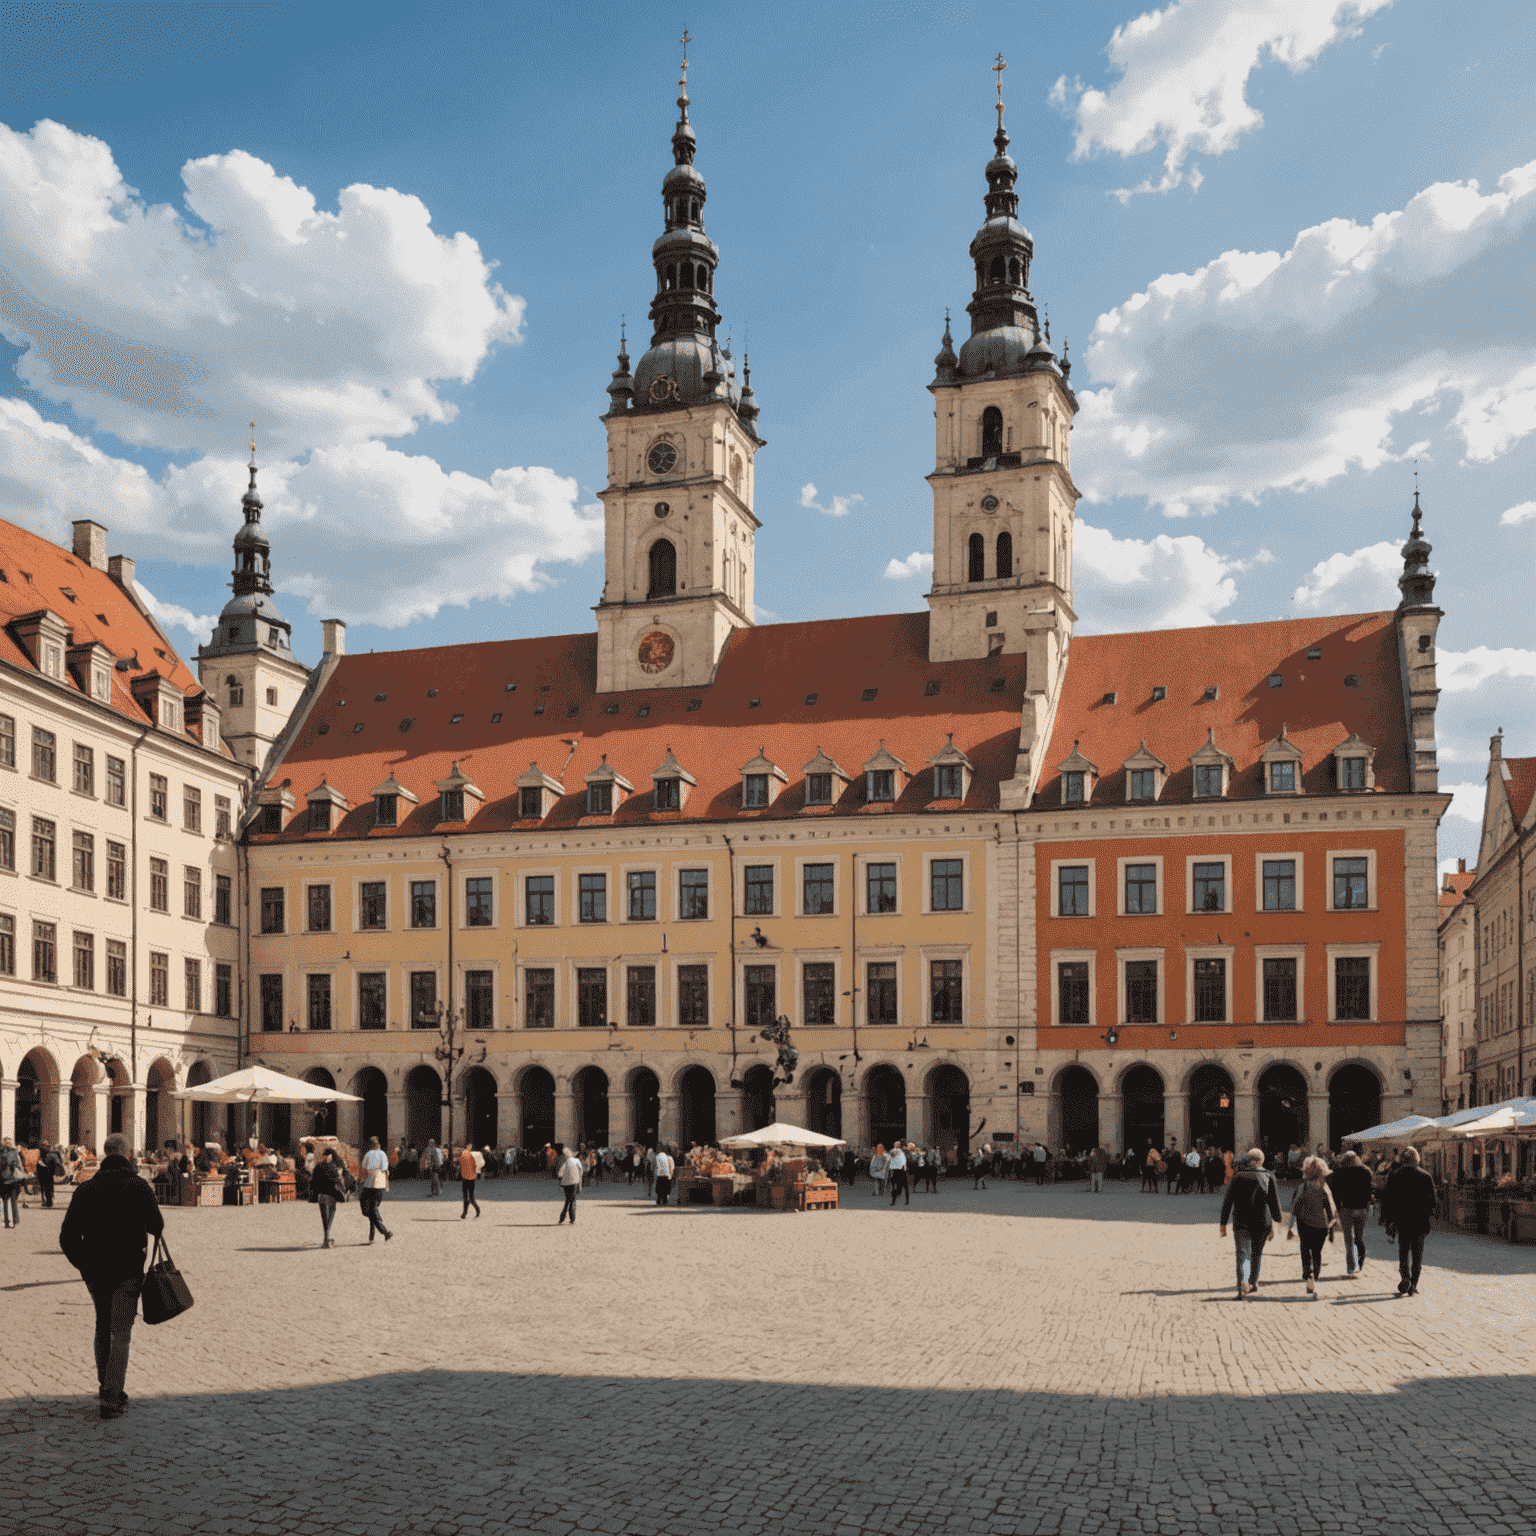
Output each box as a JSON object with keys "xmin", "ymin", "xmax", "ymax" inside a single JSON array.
[{"xmin": 800, "ymin": 1185, "xmax": 839, "ymax": 1212}]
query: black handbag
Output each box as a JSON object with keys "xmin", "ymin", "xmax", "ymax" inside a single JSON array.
[{"xmin": 141, "ymin": 1234, "xmax": 195, "ymax": 1325}]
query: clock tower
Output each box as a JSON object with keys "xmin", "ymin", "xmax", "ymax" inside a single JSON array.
[{"xmin": 595, "ymin": 37, "xmax": 765, "ymax": 694}]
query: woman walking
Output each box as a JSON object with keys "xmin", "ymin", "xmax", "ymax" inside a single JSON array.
[
  {"xmin": 358, "ymin": 1136, "xmax": 393, "ymax": 1243},
  {"xmin": 311, "ymin": 1148, "xmax": 348, "ymax": 1248},
  {"xmin": 1141, "ymin": 1145, "xmax": 1162, "ymax": 1194},
  {"xmin": 1286, "ymin": 1155, "xmax": 1340, "ymax": 1298},
  {"xmin": 870, "ymin": 1145, "xmax": 888, "ymax": 1198}
]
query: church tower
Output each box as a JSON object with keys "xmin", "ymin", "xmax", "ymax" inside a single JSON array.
[
  {"xmin": 595, "ymin": 36, "xmax": 765, "ymax": 693},
  {"xmin": 196, "ymin": 432, "xmax": 310, "ymax": 767},
  {"xmin": 926, "ymin": 57, "xmax": 1078, "ymax": 697}
]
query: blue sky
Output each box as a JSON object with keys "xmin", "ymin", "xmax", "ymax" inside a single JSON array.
[{"xmin": 2, "ymin": 0, "xmax": 1533, "ymax": 868}]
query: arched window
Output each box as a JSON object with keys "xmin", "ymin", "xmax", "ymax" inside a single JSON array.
[
  {"xmin": 648, "ymin": 538, "xmax": 677, "ymax": 598},
  {"xmin": 968, "ymin": 532, "xmax": 985, "ymax": 584},
  {"xmin": 996, "ymin": 530, "xmax": 1013, "ymax": 579},
  {"xmin": 697, "ymin": 264, "xmax": 708, "ymax": 291},
  {"xmin": 226, "ymin": 674, "xmax": 243, "ymax": 707},
  {"xmin": 1008, "ymin": 257, "xmax": 1021, "ymax": 284},
  {"xmin": 981, "ymin": 406, "xmax": 1003, "ymax": 457},
  {"xmin": 680, "ymin": 263, "xmax": 693, "ymax": 289},
  {"xmin": 690, "ymin": 200, "xmax": 699, "ymax": 222},
  {"xmin": 665, "ymin": 264, "xmax": 676, "ymax": 291},
  {"xmin": 989, "ymin": 256, "xmax": 1004, "ymax": 283}
]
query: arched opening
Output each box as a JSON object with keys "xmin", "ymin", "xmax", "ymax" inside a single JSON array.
[
  {"xmin": 260, "ymin": 1102, "xmax": 292, "ymax": 1152},
  {"xmin": 106, "ymin": 1058, "xmax": 128, "ymax": 1138},
  {"xmin": 981, "ymin": 406, "xmax": 1003, "ymax": 458},
  {"xmin": 1329, "ymin": 1063, "xmax": 1382, "ymax": 1149},
  {"xmin": 573, "ymin": 1066, "xmax": 609, "ymax": 1147},
  {"xmin": 302, "ymin": 1068, "xmax": 338, "ymax": 1138},
  {"xmin": 145, "ymin": 1059, "xmax": 176, "ymax": 1149},
  {"xmin": 988, "ymin": 255, "xmax": 1004, "ymax": 283},
  {"xmin": 680, "ymin": 263, "xmax": 694, "ymax": 289},
  {"xmin": 866, "ymin": 1065, "xmax": 906, "ymax": 1149},
  {"xmin": 353, "ymin": 1067, "xmax": 388, "ymax": 1146},
  {"xmin": 1257, "ymin": 1064, "xmax": 1309, "ymax": 1158},
  {"xmin": 69, "ymin": 1056, "xmax": 94, "ymax": 1145},
  {"xmin": 1121, "ymin": 1064, "xmax": 1165, "ymax": 1155},
  {"xmin": 689, "ymin": 200, "xmax": 698, "ymax": 222},
  {"xmin": 679, "ymin": 1065, "xmax": 717, "ymax": 1148},
  {"xmin": 929, "ymin": 1064, "xmax": 970, "ymax": 1163},
  {"xmin": 648, "ymin": 538, "xmax": 677, "ymax": 598},
  {"xmin": 185, "ymin": 1061, "xmax": 215, "ymax": 1149},
  {"xmin": 15, "ymin": 1054, "xmax": 46, "ymax": 1145},
  {"xmin": 741, "ymin": 1064, "xmax": 775, "ymax": 1131},
  {"xmin": 519, "ymin": 1066, "xmax": 556, "ymax": 1150},
  {"xmin": 697, "ymin": 263, "xmax": 708, "ymax": 291},
  {"xmin": 996, "ymin": 530, "xmax": 1013, "ymax": 580},
  {"xmin": 1057, "ymin": 1065, "xmax": 1100, "ymax": 1153},
  {"xmin": 665, "ymin": 263, "xmax": 677, "ymax": 290},
  {"xmin": 628, "ymin": 1067, "xmax": 660, "ymax": 1148},
  {"xmin": 1187, "ymin": 1063, "xmax": 1235, "ymax": 1151},
  {"xmin": 967, "ymin": 532, "xmax": 986, "ymax": 583},
  {"xmin": 464, "ymin": 1065, "xmax": 499, "ymax": 1149},
  {"xmin": 404, "ymin": 1066, "xmax": 441, "ymax": 1148},
  {"xmin": 805, "ymin": 1067, "xmax": 842, "ymax": 1140},
  {"xmin": 1008, "ymin": 257, "xmax": 1021, "ymax": 284}
]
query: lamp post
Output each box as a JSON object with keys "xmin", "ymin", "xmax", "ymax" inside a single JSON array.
[{"xmin": 416, "ymin": 999, "xmax": 471, "ymax": 1151}]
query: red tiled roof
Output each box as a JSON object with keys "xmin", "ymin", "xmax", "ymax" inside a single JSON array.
[
  {"xmin": 1438, "ymin": 869, "xmax": 1474, "ymax": 920},
  {"xmin": 260, "ymin": 613, "xmax": 1028, "ymax": 839},
  {"xmin": 1036, "ymin": 612, "xmax": 1411, "ymax": 804},
  {"xmin": 0, "ymin": 517, "xmax": 209, "ymax": 736},
  {"xmin": 1504, "ymin": 756, "xmax": 1536, "ymax": 825}
]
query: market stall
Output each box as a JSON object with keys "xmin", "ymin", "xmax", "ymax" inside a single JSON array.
[{"xmin": 709, "ymin": 1122, "xmax": 845, "ymax": 1211}]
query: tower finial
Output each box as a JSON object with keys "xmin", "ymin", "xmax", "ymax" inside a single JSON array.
[
  {"xmin": 679, "ymin": 26, "xmax": 690, "ymax": 118},
  {"xmin": 247, "ymin": 420, "xmax": 258, "ymax": 491},
  {"xmin": 992, "ymin": 53, "xmax": 1008, "ymax": 147}
]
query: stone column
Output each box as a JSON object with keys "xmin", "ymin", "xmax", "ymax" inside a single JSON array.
[
  {"xmin": 0, "ymin": 1078, "xmax": 14, "ymax": 1143},
  {"xmin": 495, "ymin": 1092, "xmax": 517, "ymax": 1148},
  {"xmin": 385, "ymin": 1091, "xmax": 407, "ymax": 1146},
  {"xmin": 1308, "ymin": 1092, "xmax": 1330, "ymax": 1152},
  {"xmin": 772, "ymin": 1087, "xmax": 805, "ymax": 1131},
  {"xmin": 53, "ymin": 1083, "xmax": 72, "ymax": 1149},
  {"xmin": 716, "ymin": 1092, "xmax": 743, "ymax": 1141},
  {"xmin": 336, "ymin": 1096, "xmax": 361, "ymax": 1151},
  {"xmin": 87, "ymin": 1084, "xmax": 111, "ymax": 1153},
  {"xmin": 554, "ymin": 1084, "xmax": 576, "ymax": 1148},
  {"xmin": 845, "ymin": 1091, "xmax": 866, "ymax": 1148},
  {"xmin": 124, "ymin": 1083, "xmax": 148, "ymax": 1153},
  {"xmin": 1233, "ymin": 1088, "xmax": 1257, "ymax": 1154},
  {"xmin": 1045, "ymin": 1091, "xmax": 1061, "ymax": 1151},
  {"xmin": 1165, "ymin": 1091, "xmax": 1189, "ymax": 1151},
  {"xmin": 908, "ymin": 1091, "xmax": 928, "ymax": 1147},
  {"xmin": 1101, "ymin": 1093, "xmax": 1123, "ymax": 1154},
  {"xmin": 657, "ymin": 1093, "xmax": 680, "ymax": 1147}
]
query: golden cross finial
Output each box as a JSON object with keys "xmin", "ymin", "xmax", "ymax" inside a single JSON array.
[
  {"xmin": 248, "ymin": 420, "xmax": 256, "ymax": 465},
  {"xmin": 993, "ymin": 53, "xmax": 1007, "ymax": 128},
  {"xmin": 680, "ymin": 26, "xmax": 690, "ymax": 87}
]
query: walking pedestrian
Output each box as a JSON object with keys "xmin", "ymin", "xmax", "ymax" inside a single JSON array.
[
  {"xmin": 653, "ymin": 1145, "xmax": 674, "ymax": 1206},
  {"xmin": 887, "ymin": 1143, "xmax": 910, "ymax": 1206},
  {"xmin": 1164, "ymin": 1139, "xmax": 1181, "ymax": 1194},
  {"xmin": 643, "ymin": 1145, "xmax": 657, "ymax": 1197},
  {"xmin": 35, "ymin": 1139, "xmax": 64, "ymax": 1209},
  {"xmin": 460, "ymin": 1143, "xmax": 483, "ymax": 1219},
  {"xmin": 1086, "ymin": 1146, "xmax": 1109, "ymax": 1194},
  {"xmin": 556, "ymin": 1143, "xmax": 583, "ymax": 1223},
  {"xmin": 1286, "ymin": 1156, "xmax": 1341, "ymax": 1298},
  {"xmin": 1381, "ymin": 1146, "xmax": 1437, "ymax": 1296},
  {"xmin": 1141, "ymin": 1145, "xmax": 1162, "ymax": 1194},
  {"xmin": 1033, "ymin": 1142, "xmax": 1049, "ymax": 1186},
  {"xmin": 0, "ymin": 1138, "xmax": 24, "ymax": 1228},
  {"xmin": 870, "ymin": 1145, "xmax": 888, "ymax": 1197},
  {"xmin": 1219, "ymin": 1147, "xmax": 1283, "ymax": 1301},
  {"xmin": 1328, "ymin": 1151, "xmax": 1373, "ymax": 1277},
  {"xmin": 358, "ymin": 1136, "xmax": 393, "ymax": 1243},
  {"xmin": 972, "ymin": 1145, "xmax": 989, "ymax": 1190},
  {"xmin": 425, "ymin": 1139, "xmax": 443, "ymax": 1197},
  {"xmin": 57, "ymin": 1133, "xmax": 163, "ymax": 1418},
  {"xmin": 311, "ymin": 1148, "xmax": 348, "ymax": 1248}
]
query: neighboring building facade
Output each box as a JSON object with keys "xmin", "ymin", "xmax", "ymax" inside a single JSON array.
[
  {"xmin": 1438, "ymin": 858, "xmax": 1476, "ymax": 1112},
  {"xmin": 0, "ymin": 518, "xmax": 249, "ymax": 1153}
]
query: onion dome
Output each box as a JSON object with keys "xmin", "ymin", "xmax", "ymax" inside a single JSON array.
[
  {"xmin": 933, "ymin": 311, "xmax": 958, "ymax": 384},
  {"xmin": 737, "ymin": 353, "xmax": 761, "ymax": 435},
  {"xmin": 605, "ymin": 326, "xmax": 634, "ymax": 414},
  {"xmin": 1398, "ymin": 490, "xmax": 1436, "ymax": 608}
]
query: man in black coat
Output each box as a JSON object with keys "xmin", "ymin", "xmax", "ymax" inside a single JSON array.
[
  {"xmin": 59, "ymin": 1133, "xmax": 164, "ymax": 1418},
  {"xmin": 1328, "ymin": 1150, "xmax": 1374, "ymax": 1277},
  {"xmin": 1219, "ymin": 1147, "xmax": 1284, "ymax": 1300},
  {"xmin": 1381, "ymin": 1145, "xmax": 1437, "ymax": 1296}
]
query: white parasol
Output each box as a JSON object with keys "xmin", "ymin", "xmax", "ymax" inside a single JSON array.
[
  {"xmin": 171, "ymin": 1064, "xmax": 360, "ymax": 1104},
  {"xmin": 1429, "ymin": 1100, "xmax": 1536, "ymax": 1140},
  {"xmin": 1343, "ymin": 1113, "xmax": 1439, "ymax": 1144},
  {"xmin": 719, "ymin": 1121, "xmax": 846, "ymax": 1148}
]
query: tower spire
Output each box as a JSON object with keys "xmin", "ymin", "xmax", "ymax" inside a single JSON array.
[{"xmin": 1398, "ymin": 486, "xmax": 1436, "ymax": 608}]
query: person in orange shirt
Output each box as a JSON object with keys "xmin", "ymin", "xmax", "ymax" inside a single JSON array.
[{"xmin": 459, "ymin": 1144, "xmax": 483, "ymax": 1219}]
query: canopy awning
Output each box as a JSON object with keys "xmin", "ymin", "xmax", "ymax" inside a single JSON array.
[
  {"xmin": 719, "ymin": 1121, "xmax": 846, "ymax": 1149},
  {"xmin": 1344, "ymin": 1114, "xmax": 1439, "ymax": 1144},
  {"xmin": 172, "ymin": 1065, "xmax": 360, "ymax": 1104}
]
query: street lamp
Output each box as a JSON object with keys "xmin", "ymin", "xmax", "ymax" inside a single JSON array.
[{"xmin": 417, "ymin": 998, "xmax": 470, "ymax": 1150}]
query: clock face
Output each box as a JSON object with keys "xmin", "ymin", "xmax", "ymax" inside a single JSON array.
[
  {"xmin": 981, "ymin": 494, "xmax": 1000, "ymax": 513},
  {"xmin": 648, "ymin": 375, "xmax": 676, "ymax": 404},
  {"xmin": 647, "ymin": 441, "xmax": 678, "ymax": 475},
  {"xmin": 654, "ymin": 501, "xmax": 670, "ymax": 518},
  {"xmin": 637, "ymin": 630, "xmax": 675, "ymax": 674}
]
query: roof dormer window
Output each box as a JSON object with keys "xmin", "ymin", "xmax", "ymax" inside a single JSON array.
[
  {"xmin": 369, "ymin": 771, "xmax": 418, "ymax": 830},
  {"xmin": 650, "ymin": 746, "xmax": 698, "ymax": 813},
  {"xmin": 583, "ymin": 755, "xmax": 633, "ymax": 818},
  {"xmin": 862, "ymin": 741, "xmax": 907, "ymax": 805},
  {"xmin": 435, "ymin": 761, "xmax": 483, "ymax": 824},
  {"xmin": 1064, "ymin": 773, "xmax": 1085, "ymax": 804},
  {"xmin": 1055, "ymin": 741, "xmax": 1098, "ymax": 806},
  {"xmin": 304, "ymin": 778, "xmax": 349, "ymax": 833},
  {"xmin": 1259, "ymin": 724, "xmax": 1305, "ymax": 796},
  {"xmin": 926, "ymin": 734, "xmax": 974, "ymax": 803},
  {"xmin": 737, "ymin": 747, "xmax": 787, "ymax": 810},
  {"xmin": 801, "ymin": 746, "xmax": 851, "ymax": 808},
  {"xmin": 1331, "ymin": 733, "xmax": 1376, "ymax": 793},
  {"xmin": 515, "ymin": 761, "xmax": 563, "ymax": 821},
  {"xmin": 1189, "ymin": 728, "xmax": 1236, "ymax": 800},
  {"xmin": 1122, "ymin": 740, "xmax": 1168, "ymax": 804}
]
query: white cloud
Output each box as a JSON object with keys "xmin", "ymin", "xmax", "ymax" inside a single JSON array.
[
  {"xmin": 800, "ymin": 481, "xmax": 865, "ymax": 518},
  {"xmin": 883, "ymin": 550, "xmax": 934, "ymax": 581},
  {"xmin": 1436, "ymin": 646, "xmax": 1536, "ymax": 694},
  {"xmin": 1440, "ymin": 782, "xmax": 1487, "ymax": 825},
  {"xmin": 1498, "ymin": 500, "xmax": 1536, "ymax": 526},
  {"xmin": 1290, "ymin": 541, "xmax": 1401, "ymax": 612},
  {"xmin": 138, "ymin": 584, "xmax": 219, "ymax": 645},
  {"xmin": 1071, "ymin": 520, "xmax": 1255, "ymax": 630},
  {"xmin": 1053, "ymin": 0, "xmax": 1390, "ymax": 201},
  {"xmin": 1076, "ymin": 160, "xmax": 1536, "ymax": 514}
]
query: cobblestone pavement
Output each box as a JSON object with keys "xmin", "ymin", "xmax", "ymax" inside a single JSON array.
[{"xmin": 2, "ymin": 1175, "xmax": 1532, "ymax": 1536}]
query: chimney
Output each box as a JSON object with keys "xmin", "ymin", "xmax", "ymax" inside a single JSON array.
[
  {"xmin": 321, "ymin": 618, "xmax": 346, "ymax": 657},
  {"xmin": 72, "ymin": 520, "xmax": 108, "ymax": 571},
  {"xmin": 1458, "ymin": 857, "xmax": 1466, "ymax": 874},
  {"xmin": 107, "ymin": 555, "xmax": 136, "ymax": 591}
]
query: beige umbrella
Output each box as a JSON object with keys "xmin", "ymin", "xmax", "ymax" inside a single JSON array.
[
  {"xmin": 172, "ymin": 1064, "xmax": 360, "ymax": 1104},
  {"xmin": 719, "ymin": 1121, "xmax": 846, "ymax": 1148}
]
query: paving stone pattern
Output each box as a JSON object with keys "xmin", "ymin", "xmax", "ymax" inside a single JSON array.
[{"xmin": 2, "ymin": 1178, "xmax": 1532, "ymax": 1536}]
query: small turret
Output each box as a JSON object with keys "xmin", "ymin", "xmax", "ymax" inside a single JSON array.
[
  {"xmin": 1398, "ymin": 489, "xmax": 1436, "ymax": 609},
  {"xmin": 605, "ymin": 325, "xmax": 633, "ymax": 415}
]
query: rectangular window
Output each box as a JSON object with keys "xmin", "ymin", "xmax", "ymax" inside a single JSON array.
[
  {"xmin": 440, "ymin": 788, "xmax": 464, "ymax": 823},
  {"xmin": 149, "ymin": 857, "xmax": 168, "ymax": 911},
  {"xmin": 1059, "ymin": 865, "xmax": 1090, "ymax": 917},
  {"xmin": 679, "ymin": 868, "xmax": 709, "ymax": 920},
  {"xmin": 930, "ymin": 959, "xmax": 963, "ymax": 1023},
  {"xmin": 867, "ymin": 769, "xmax": 895, "ymax": 804},
  {"xmin": 1193, "ymin": 957, "xmax": 1226, "ymax": 1022},
  {"xmin": 1333, "ymin": 857, "xmax": 1369, "ymax": 910},
  {"xmin": 73, "ymin": 743, "xmax": 94, "ymax": 795},
  {"xmin": 1194, "ymin": 764, "xmax": 1223, "ymax": 799},
  {"xmin": 577, "ymin": 967, "xmax": 607, "ymax": 1028},
  {"xmin": 305, "ymin": 972, "xmax": 331, "ymax": 1030},
  {"xmin": 525, "ymin": 875, "xmax": 554, "ymax": 926},
  {"xmin": 256, "ymin": 804, "xmax": 283, "ymax": 835},
  {"xmin": 867, "ymin": 961, "xmax": 897, "ymax": 1024},
  {"xmin": 306, "ymin": 884, "xmax": 330, "ymax": 931},
  {"xmin": 519, "ymin": 786, "xmax": 543, "ymax": 819},
  {"xmin": 149, "ymin": 773, "xmax": 167, "ymax": 820},
  {"xmin": 805, "ymin": 772, "xmax": 833, "ymax": 806},
  {"xmin": 1262, "ymin": 859, "xmax": 1296, "ymax": 912},
  {"xmin": 1340, "ymin": 757, "xmax": 1366, "ymax": 790},
  {"xmin": 215, "ymin": 874, "xmax": 232, "ymax": 926},
  {"xmin": 866, "ymin": 862, "xmax": 897, "ymax": 914},
  {"xmin": 802, "ymin": 862, "xmax": 834, "ymax": 915},
  {"xmin": 743, "ymin": 864, "xmax": 774, "ymax": 915},
  {"xmin": 183, "ymin": 786, "xmax": 201, "ymax": 833},
  {"xmin": 105, "ymin": 756, "xmax": 125, "ymax": 806},
  {"xmin": 1191, "ymin": 861, "xmax": 1225, "ymax": 913},
  {"xmin": 0, "ymin": 715, "xmax": 12, "ymax": 768},
  {"xmin": 525, "ymin": 968, "xmax": 555, "ymax": 1029},
  {"xmin": 149, "ymin": 950, "xmax": 168, "ymax": 1006},
  {"xmin": 106, "ymin": 939, "xmax": 126, "ymax": 997},
  {"xmin": 1063, "ymin": 771, "xmax": 1084, "ymax": 804},
  {"xmin": 466, "ymin": 875, "xmax": 494, "ymax": 927},
  {"xmin": 185, "ymin": 957, "xmax": 202, "ymax": 1013},
  {"xmin": 358, "ymin": 972, "xmax": 387, "ymax": 1030},
  {"xmin": 410, "ymin": 970, "xmax": 437, "ymax": 1027},
  {"xmin": 741, "ymin": 773, "xmax": 768, "ymax": 809},
  {"xmin": 374, "ymin": 794, "xmax": 397, "ymax": 828},
  {"xmin": 72, "ymin": 830, "xmax": 94, "ymax": 891},
  {"xmin": 627, "ymin": 870, "xmax": 657, "ymax": 921},
  {"xmin": 261, "ymin": 886, "xmax": 285, "ymax": 934},
  {"xmin": 655, "ymin": 777, "xmax": 681, "ymax": 811},
  {"xmin": 32, "ymin": 817, "xmax": 56, "ymax": 880},
  {"xmin": 184, "ymin": 866, "xmax": 202, "ymax": 919},
  {"xmin": 626, "ymin": 965, "xmax": 656, "ymax": 1027},
  {"xmin": 1125, "ymin": 863, "xmax": 1157, "ymax": 915},
  {"xmin": 578, "ymin": 872, "xmax": 607, "ymax": 923},
  {"xmin": 1058, "ymin": 961, "xmax": 1089, "ymax": 1025},
  {"xmin": 411, "ymin": 880, "xmax": 436, "ymax": 928},
  {"xmin": 359, "ymin": 880, "xmax": 386, "ymax": 929},
  {"xmin": 32, "ymin": 727, "xmax": 56, "ymax": 782},
  {"xmin": 745, "ymin": 964, "xmax": 776, "ymax": 1032},
  {"xmin": 0, "ymin": 808, "xmax": 12, "ymax": 871},
  {"xmin": 587, "ymin": 782, "xmax": 613, "ymax": 816},
  {"xmin": 935, "ymin": 763, "xmax": 964, "ymax": 799},
  {"xmin": 1130, "ymin": 768, "xmax": 1155, "ymax": 802},
  {"xmin": 803, "ymin": 961, "xmax": 836, "ymax": 1024},
  {"xmin": 0, "ymin": 915, "xmax": 12, "ymax": 975},
  {"xmin": 215, "ymin": 962, "xmax": 233, "ymax": 1018},
  {"xmin": 1263, "ymin": 958, "xmax": 1297, "ymax": 1022},
  {"xmin": 107, "ymin": 841, "xmax": 125, "ymax": 900},
  {"xmin": 33, "ymin": 920, "xmax": 57, "ymax": 982},
  {"xmin": 308, "ymin": 801, "xmax": 331, "ymax": 833},
  {"xmin": 466, "ymin": 970, "xmax": 494, "ymax": 1031},
  {"xmin": 930, "ymin": 858, "xmax": 964, "ymax": 912},
  {"xmin": 1125, "ymin": 959, "xmax": 1158, "ymax": 1023},
  {"xmin": 1335, "ymin": 956, "xmax": 1371, "ymax": 1020},
  {"xmin": 1269, "ymin": 761, "xmax": 1296, "ymax": 793},
  {"xmin": 215, "ymin": 795, "xmax": 232, "ymax": 838},
  {"xmin": 678, "ymin": 964, "xmax": 708, "ymax": 1028},
  {"xmin": 260, "ymin": 973, "xmax": 283, "ymax": 1033},
  {"xmin": 73, "ymin": 930, "xmax": 94, "ymax": 990}
]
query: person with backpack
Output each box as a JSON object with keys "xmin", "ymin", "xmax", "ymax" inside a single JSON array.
[
  {"xmin": 310, "ymin": 1148, "xmax": 348, "ymax": 1248},
  {"xmin": 1381, "ymin": 1145, "xmax": 1438, "ymax": 1296},
  {"xmin": 1286, "ymin": 1156, "xmax": 1341, "ymax": 1298},
  {"xmin": 1328, "ymin": 1150, "xmax": 1374, "ymax": 1277},
  {"xmin": 0, "ymin": 1138, "xmax": 25, "ymax": 1228},
  {"xmin": 555, "ymin": 1143, "xmax": 583, "ymax": 1224},
  {"xmin": 358, "ymin": 1136, "xmax": 393, "ymax": 1243},
  {"xmin": 424, "ymin": 1139, "xmax": 443, "ymax": 1197},
  {"xmin": 35, "ymin": 1139, "xmax": 65, "ymax": 1209},
  {"xmin": 1219, "ymin": 1146, "xmax": 1284, "ymax": 1301}
]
